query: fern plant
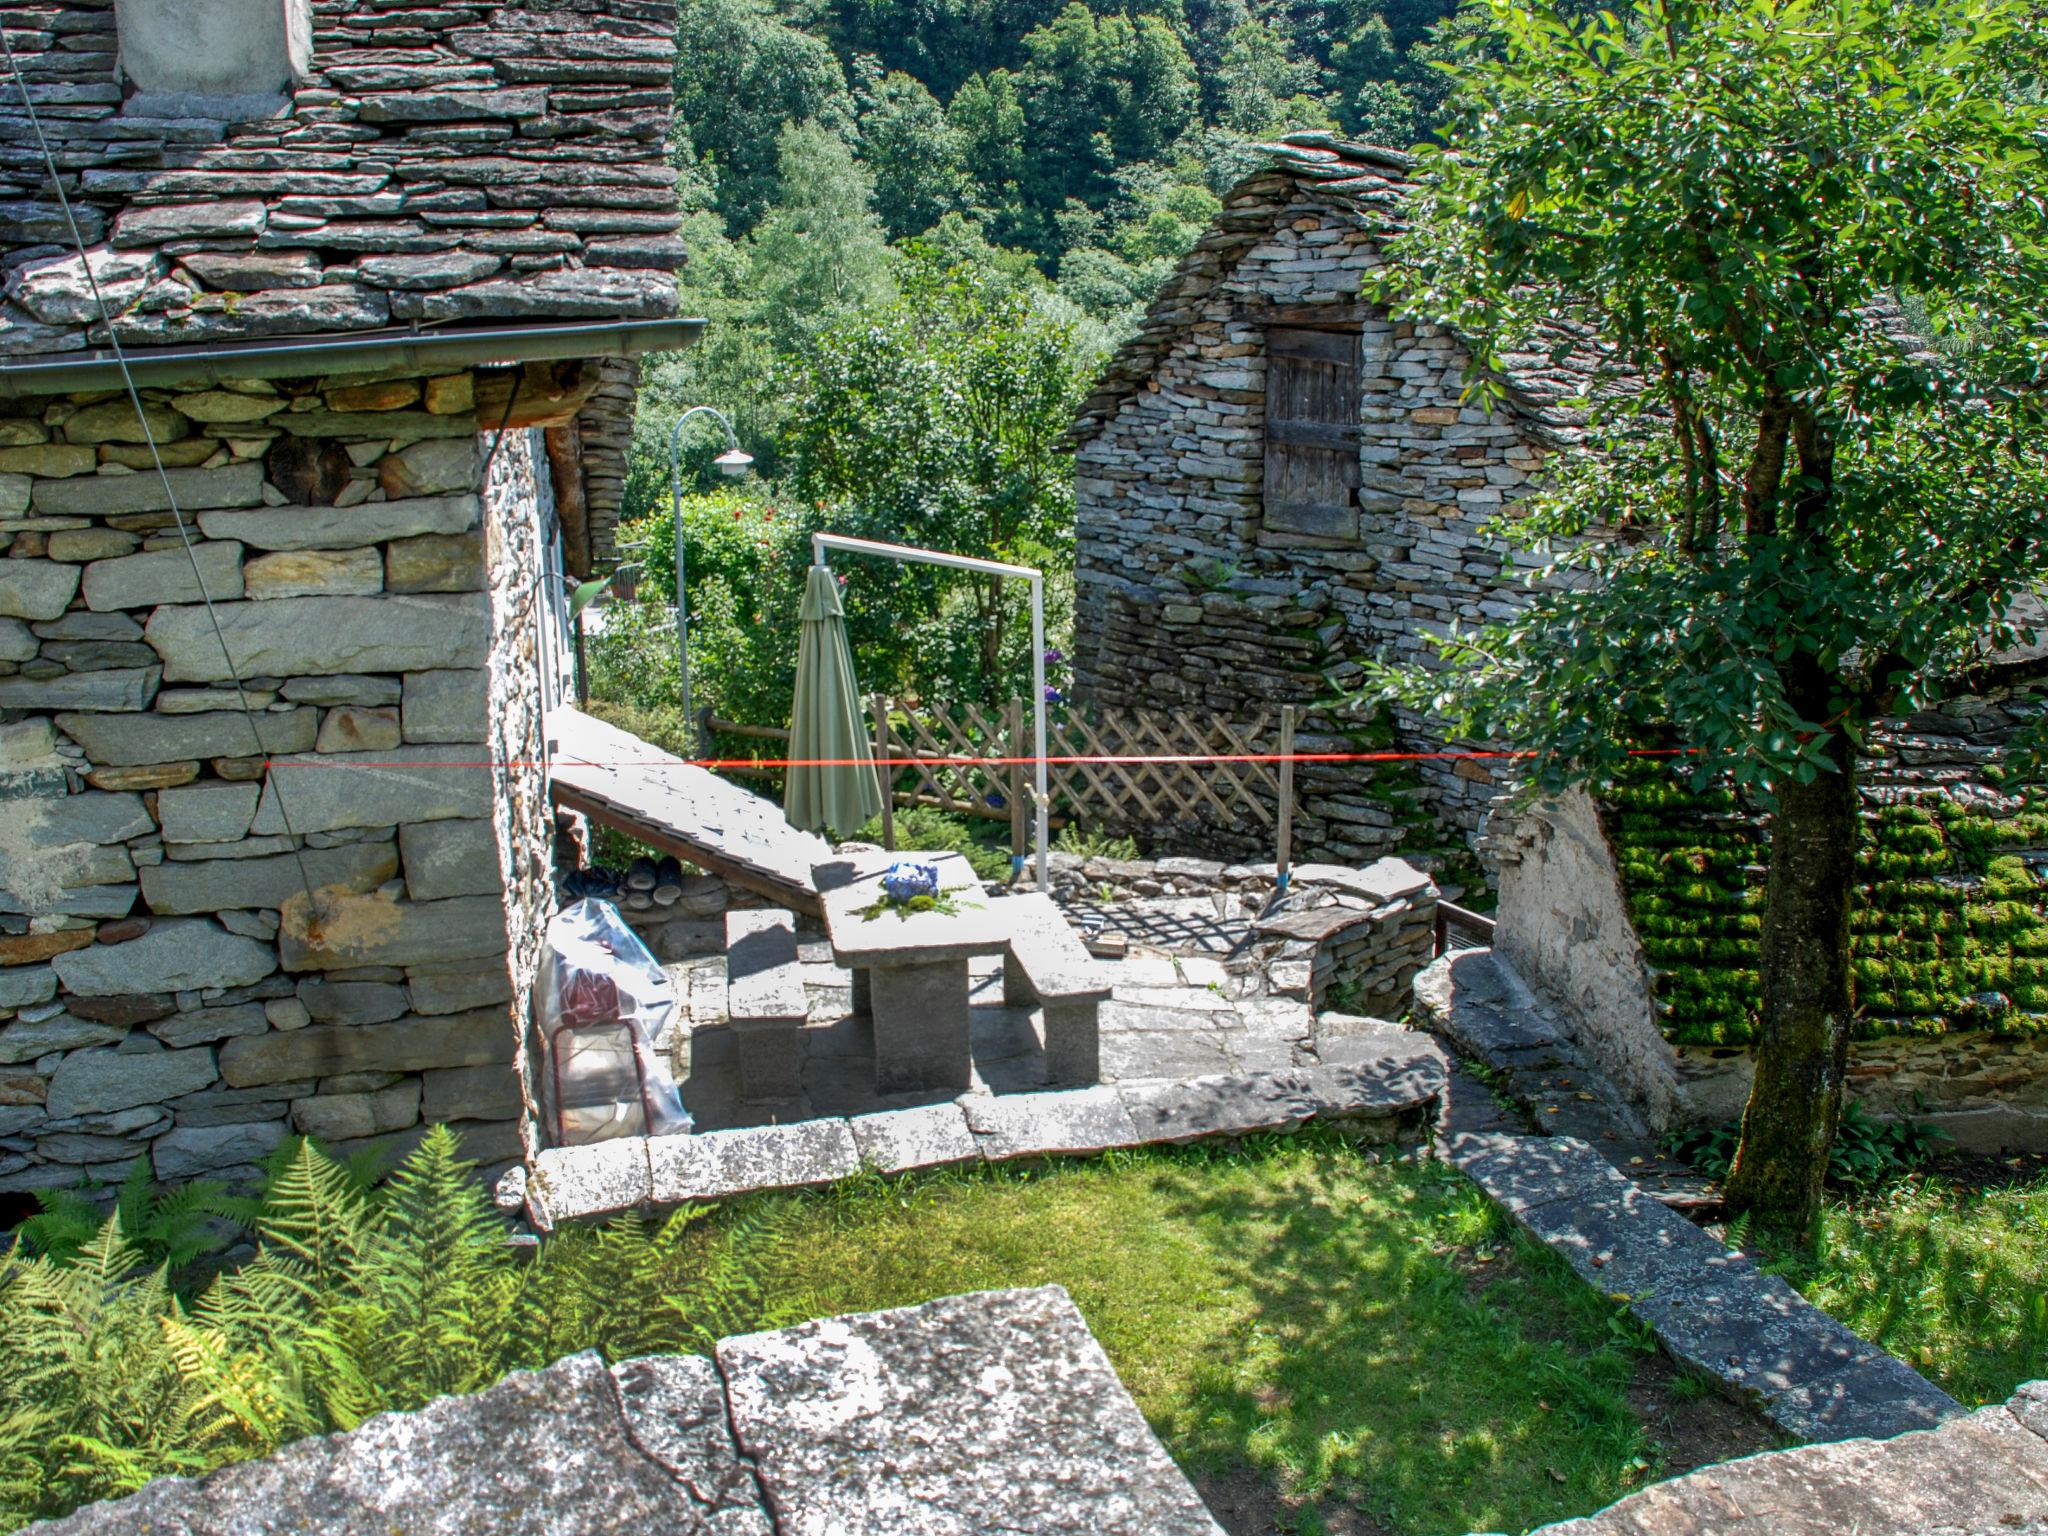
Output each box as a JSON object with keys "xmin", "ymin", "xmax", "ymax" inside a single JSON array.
[{"xmin": 0, "ymin": 1127, "xmax": 781, "ymax": 1533}]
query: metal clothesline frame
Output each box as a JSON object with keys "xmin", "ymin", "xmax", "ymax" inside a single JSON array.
[{"xmin": 810, "ymin": 531, "xmax": 1050, "ymax": 890}]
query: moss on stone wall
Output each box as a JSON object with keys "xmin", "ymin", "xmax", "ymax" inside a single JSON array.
[{"xmin": 1603, "ymin": 772, "xmax": 2048, "ymax": 1047}]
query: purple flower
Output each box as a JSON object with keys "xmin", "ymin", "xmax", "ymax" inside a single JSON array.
[
  {"xmin": 1043, "ymin": 647, "xmax": 1064, "ymax": 665},
  {"xmin": 1045, "ymin": 686, "xmax": 1066, "ymax": 704}
]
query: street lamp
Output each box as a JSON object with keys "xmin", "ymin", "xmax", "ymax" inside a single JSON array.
[{"xmin": 668, "ymin": 405, "xmax": 753, "ymax": 723}]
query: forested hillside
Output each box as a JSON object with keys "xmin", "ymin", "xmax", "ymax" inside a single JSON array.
[{"xmin": 604, "ymin": 0, "xmax": 1477, "ymax": 726}]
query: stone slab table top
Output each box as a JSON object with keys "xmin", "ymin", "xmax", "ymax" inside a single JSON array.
[
  {"xmin": 718, "ymin": 1285, "xmax": 1226, "ymax": 1536},
  {"xmin": 814, "ymin": 850, "xmax": 1013, "ymax": 967},
  {"xmin": 28, "ymin": 1287, "xmax": 1227, "ymax": 1536}
]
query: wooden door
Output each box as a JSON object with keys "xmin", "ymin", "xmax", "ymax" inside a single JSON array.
[{"xmin": 1263, "ymin": 327, "xmax": 1361, "ymax": 540}]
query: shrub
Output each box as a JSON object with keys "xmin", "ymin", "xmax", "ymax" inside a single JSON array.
[
  {"xmin": 0, "ymin": 1130, "xmax": 780, "ymax": 1531},
  {"xmin": 852, "ymin": 804, "xmax": 1014, "ymax": 882}
]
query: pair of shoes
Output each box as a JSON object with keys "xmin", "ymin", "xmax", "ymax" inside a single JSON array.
[
  {"xmin": 624, "ymin": 856, "xmax": 659, "ymax": 893},
  {"xmin": 651, "ymin": 855, "xmax": 685, "ymax": 906},
  {"xmin": 562, "ymin": 866, "xmax": 623, "ymax": 903}
]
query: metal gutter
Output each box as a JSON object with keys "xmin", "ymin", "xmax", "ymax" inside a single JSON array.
[{"xmin": 0, "ymin": 316, "xmax": 706, "ymax": 396}]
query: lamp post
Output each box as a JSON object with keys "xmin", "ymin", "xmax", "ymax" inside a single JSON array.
[{"xmin": 667, "ymin": 405, "xmax": 753, "ymax": 723}]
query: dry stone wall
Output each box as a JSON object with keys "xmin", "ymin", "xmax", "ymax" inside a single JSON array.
[
  {"xmin": 0, "ymin": 368, "xmax": 542, "ymax": 1196},
  {"xmin": 1071, "ymin": 176, "xmax": 1551, "ymax": 863}
]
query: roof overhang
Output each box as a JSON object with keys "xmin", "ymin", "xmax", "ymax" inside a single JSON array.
[{"xmin": 0, "ymin": 316, "xmax": 706, "ymax": 398}]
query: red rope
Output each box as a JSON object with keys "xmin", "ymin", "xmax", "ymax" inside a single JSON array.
[{"xmin": 264, "ymin": 747, "xmax": 1695, "ymax": 770}]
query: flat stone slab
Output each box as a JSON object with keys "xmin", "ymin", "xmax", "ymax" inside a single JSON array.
[
  {"xmin": 962, "ymin": 1086, "xmax": 1142, "ymax": 1160},
  {"xmin": 26, "ymin": 1349, "xmax": 771, "ymax": 1535},
  {"xmin": 1449, "ymin": 1131, "xmax": 1964, "ymax": 1444},
  {"xmin": 649, "ymin": 1118, "xmax": 861, "ymax": 1203},
  {"xmin": 1532, "ymin": 1384, "xmax": 2048, "ymax": 1535},
  {"xmin": 1119, "ymin": 1070, "xmax": 1319, "ymax": 1143},
  {"xmin": 528, "ymin": 1136, "xmax": 652, "ymax": 1227},
  {"xmin": 849, "ymin": 1102, "xmax": 982, "ymax": 1174},
  {"xmin": 717, "ymin": 1286, "xmax": 1226, "ymax": 1536}
]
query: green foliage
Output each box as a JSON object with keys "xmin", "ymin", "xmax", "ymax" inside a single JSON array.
[
  {"xmin": 853, "ymin": 804, "xmax": 1014, "ymax": 881},
  {"xmin": 17, "ymin": 1159, "xmax": 230, "ymax": 1276},
  {"xmin": 1664, "ymin": 1103, "xmax": 1951, "ymax": 1189},
  {"xmin": 1763, "ymin": 1167, "xmax": 2048, "ymax": 1406},
  {"xmin": 1365, "ymin": 0, "xmax": 2048, "ymax": 801},
  {"xmin": 0, "ymin": 1130, "xmax": 769, "ymax": 1531},
  {"xmin": 1052, "ymin": 823, "xmax": 1141, "ymax": 860}
]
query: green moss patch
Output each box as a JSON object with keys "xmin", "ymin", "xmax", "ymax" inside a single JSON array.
[{"xmin": 1604, "ymin": 771, "xmax": 2048, "ymax": 1047}]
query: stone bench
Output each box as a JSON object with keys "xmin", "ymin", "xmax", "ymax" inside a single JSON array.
[
  {"xmin": 725, "ymin": 909, "xmax": 806, "ymax": 1101},
  {"xmin": 1002, "ymin": 897, "xmax": 1114, "ymax": 1085}
]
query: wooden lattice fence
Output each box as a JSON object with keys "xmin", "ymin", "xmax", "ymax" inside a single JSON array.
[{"xmin": 701, "ymin": 697, "xmax": 1297, "ymax": 860}]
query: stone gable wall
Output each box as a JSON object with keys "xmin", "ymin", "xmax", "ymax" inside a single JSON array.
[
  {"xmin": 1071, "ymin": 183, "xmax": 1549, "ymax": 863},
  {"xmin": 0, "ymin": 372, "xmax": 548, "ymax": 1196}
]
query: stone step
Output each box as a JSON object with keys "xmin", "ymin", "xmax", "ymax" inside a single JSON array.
[
  {"xmin": 524, "ymin": 1033, "xmax": 1449, "ymax": 1227},
  {"xmin": 1449, "ymin": 1130, "xmax": 1962, "ymax": 1445}
]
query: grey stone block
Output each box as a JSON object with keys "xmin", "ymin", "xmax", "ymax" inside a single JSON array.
[
  {"xmin": 401, "ymin": 667, "xmax": 488, "ymax": 744},
  {"xmin": 149, "ymin": 1002, "xmax": 270, "ymax": 1047},
  {"xmin": 154, "ymin": 782, "xmax": 262, "ymax": 845},
  {"xmin": 145, "ymin": 593, "xmax": 488, "ymax": 683},
  {"xmin": 31, "ymin": 462, "xmax": 264, "ymax": 518},
  {"xmin": 253, "ymin": 745, "xmax": 491, "ymax": 835},
  {"xmin": 1119, "ymin": 1070, "xmax": 1319, "ymax": 1144},
  {"xmin": 848, "ymin": 1102, "xmax": 981, "ymax": 1174},
  {"xmin": 298, "ymin": 978, "xmax": 410, "ymax": 1026},
  {"xmin": 142, "ymin": 840, "xmax": 397, "ymax": 914},
  {"xmin": 962, "ymin": 1086, "xmax": 1142, "ymax": 1161},
  {"xmin": 46, "ymin": 1045, "xmax": 219, "ymax": 1118},
  {"xmin": 717, "ymin": 1287, "xmax": 1226, "ymax": 1536},
  {"xmin": 0, "ymin": 668, "xmax": 161, "ymax": 712},
  {"xmin": 153, "ymin": 1118, "xmax": 290, "ymax": 1179},
  {"xmin": 421, "ymin": 1063, "xmax": 522, "ymax": 1121},
  {"xmin": 1764, "ymin": 1349, "xmax": 1967, "ymax": 1444},
  {"xmin": 870, "ymin": 958, "xmax": 972, "ymax": 1095},
  {"xmin": 291, "ymin": 1080, "xmax": 421, "ymax": 1142},
  {"xmin": 528, "ymin": 1137, "xmax": 652, "ymax": 1225},
  {"xmin": 219, "ymin": 1006, "xmax": 512, "ymax": 1087},
  {"xmin": 82, "ymin": 540, "xmax": 245, "ymax": 611},
  {"xmin": 54, "ymin": 705, "xmax": 318, "ymax": 766},
  {"xmin": 648, "ymin": 1118, "xmax": 861, "ymax": 1203},
  {"xmin": 398, "ymin": 816, "xmax": 500, "ymax": 900},
  {"xmin": 277, "ymin": 892, "xmax": 507, "ymax": 970},
  {"xmin": 53, "ymin": 917, "xmax": 276, "ymax": 996},
  {"xmin": 23, "ymin": 1349, "xmax": 772, "ymax": 1536},
  {"xmin": 0, "ymin": 560, "xmax": 79, "ymax": 621},
  {"xmin": 406, "ymin": 958, "xmax": 512, "ymax": 1015},
  {"xmin": 197, "ymin": 495, "xmax": 479, "ymax": 551}
]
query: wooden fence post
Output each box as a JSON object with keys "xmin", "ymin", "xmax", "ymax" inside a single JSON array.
[
  {"xmin": 1007, "ymin": 697, "xmax": 1026, "ymax": 872},
  {"xmin": 1276, "ymin": 704, "xmax": 1296, "ymax": 890},
  {"xmin": 871, "ymin": 694, "xmax": 895, "ymax": 851}
]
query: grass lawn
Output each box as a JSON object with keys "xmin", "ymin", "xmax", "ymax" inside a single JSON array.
[
  {"xmin": 702, "ymin": 1130, "xmax": 1772, "ymax": 1536},
  {"xmin": 1761, "ymin": 1165, "xmax": 2048, "ymax": 1409}
]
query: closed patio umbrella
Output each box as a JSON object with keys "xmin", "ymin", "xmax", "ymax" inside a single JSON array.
[{"xmin": 785, "ymin": 562, "xmax": 885, "ymax": 836}]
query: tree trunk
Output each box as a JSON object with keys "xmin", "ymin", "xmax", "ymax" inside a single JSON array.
[{"xmin": 1723, "ymin": 720, "xmax": 1858, "ymax": 1236}]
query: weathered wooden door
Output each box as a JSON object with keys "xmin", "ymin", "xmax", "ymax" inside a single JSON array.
[{"xmin": 1263, "ymin": 326, "xmax": 1361, "ymax": 539}]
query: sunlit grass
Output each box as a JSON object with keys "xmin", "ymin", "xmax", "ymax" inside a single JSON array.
[
  {"xmin": 703, "ymin": 1130, "xmax": 1668, "ymax": 1535},
  {"xmin": 1764, "ymin": 1170, "xmax": 2048, "ymax": 1407}
]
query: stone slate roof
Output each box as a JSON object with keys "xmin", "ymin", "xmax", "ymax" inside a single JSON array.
[
  {"xmin": 0, "ymin": 0, "xmax": 686, "ymax": 359},
  {"xmin": 1071, "ymin": 131, "xmax": 1610, "ymax": 447}
]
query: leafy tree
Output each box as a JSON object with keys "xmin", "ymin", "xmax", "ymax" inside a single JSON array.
[
  {"xmin": 781, "ymin": 257, "xmax": 1096, "ymax": 701},
  {"xmin": 1375, "ymin": 0, "xmax": 2048, "ymax": 1233},
  {"xmin": 673, "ymin": 0, "xmax": 856, "ymax": 233},
  {"xmin": 747, "ymin": 120, "xmax": 900, "ymax": 354},
  {"xmin": 854, "ymin": 64, "xmax": 977, "ymax": 239}
]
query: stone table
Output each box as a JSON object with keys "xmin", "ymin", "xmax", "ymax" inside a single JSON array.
[{"xmin": 815, "ymin": 851, "xmax": 1011, "ymax": 1094}]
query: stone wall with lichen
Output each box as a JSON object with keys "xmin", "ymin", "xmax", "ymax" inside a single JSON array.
[
  {"xmin": 0, "ymin": 370, "xmax": 541, "ymax": 1198},
  {"xmin": 1490, "ymin": 703, "xmax": 2048, "ymax": 1148}
]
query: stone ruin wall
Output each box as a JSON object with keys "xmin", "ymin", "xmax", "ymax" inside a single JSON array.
[
  {"xmin": 1071, "ymin": 183, "xmax": 1546, "ymax": 868},
  {"xmin": 1489, "ymin": 693, "xmax": 2048, "ymax": 1150},
  {"xmin": 0, "ymin": 369, "xmax": 553, "ymax": 1200}
]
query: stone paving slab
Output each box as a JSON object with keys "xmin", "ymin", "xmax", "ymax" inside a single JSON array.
[
  {"xmin": 717, "ymin": 1287, "xmax": 1226, "ymax": 1536},
  {"xmin": 34, "ymin": 1291, "xmax": 1229, "ymax": 1536},
  {"xmin": 1119, "ymin": 1070, "xmax": 1319, "ymax": 1143},
  {"xmin": 24, "ymin": 1350, "xmax": 770, "ymax": 1536},
  {"xmin": 1525, "ymin": 1383, "xmax": 2048, "ymax": 1535},
  {"xmin": 962, "ymin": 1085, "xmax": 1143, "ymax": 1160},
  {"xmin": 848, "ymin": 1102, "xmax": 982, "ymax": 1174},
  {"xmin": 1448, "ymin": 1131, "xmax": 1964, "ymax": 1444},
  {"xmin": 650, "ymin": 1118, "xmax": 862, "ymax": 1204}
]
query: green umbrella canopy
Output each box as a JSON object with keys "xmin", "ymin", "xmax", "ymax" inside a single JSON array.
[{"xmin": 786, "ymin": 563, "xmax": 885, "ymax": 836}]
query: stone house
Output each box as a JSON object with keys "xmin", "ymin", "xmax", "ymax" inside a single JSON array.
[
  {"xmin": 1069, "ymin": 131, "xmax": 1596, "ymax": 866},
  {"xmin": 0, "ymin": 0, "xmax": 696, "ymax": 1201}
]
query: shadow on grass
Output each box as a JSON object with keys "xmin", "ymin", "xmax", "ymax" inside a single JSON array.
[
  {"xmin": 1764, "ymin": 1174, "xmax": 2048, "ymax": 1407},
  {"xmin": 713, "ymin": 1130, "xmax": 1669, "ymax": 1536}
]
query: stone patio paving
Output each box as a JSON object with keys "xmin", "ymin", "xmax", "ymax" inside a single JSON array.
[{"xmin": 664, "ymin": 935, "xmax": 1397, "ymax": 1134}]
